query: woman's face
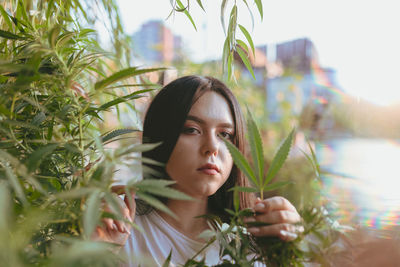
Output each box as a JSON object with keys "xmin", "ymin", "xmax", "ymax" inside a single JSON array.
[{"xmin": 165, "ymin": 91, "xmax": 234, "ymax": 199}]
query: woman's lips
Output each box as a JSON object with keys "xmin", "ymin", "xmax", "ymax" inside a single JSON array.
[{"xmin": 198, "ymin": 163, "xmax": 220, "ymax": 175}]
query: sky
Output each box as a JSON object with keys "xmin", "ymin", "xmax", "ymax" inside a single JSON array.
[{"xmin": 117, "ymin": 0, "xmax": 400, "ymax": 106}]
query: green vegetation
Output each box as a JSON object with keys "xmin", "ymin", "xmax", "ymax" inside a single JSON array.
[{"xmin": 0, "ymin": 1, "xmax": 351, "ymax": 266}]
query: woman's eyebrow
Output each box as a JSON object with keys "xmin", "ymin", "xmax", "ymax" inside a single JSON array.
[{"xmin": 186, "ymin": 115, "xmax": 234, "ymax": 129}]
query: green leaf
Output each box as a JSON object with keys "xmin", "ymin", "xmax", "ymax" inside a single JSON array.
[
  {"xmin": 31, "ymin": 111, "xmax": 46, "ymax": 126},
  {"xmin": 0, "ymin": 6, "xmax": 13, "ymax": 30},
  {"xmin": 263, "ymin": 181, "xmax": 293, "ymax": 192},
  {"xmin": 264, "ymin": 129, "xmax": 295, "ymax": 187},
  {"xmin": 254, "ymin": 0, "xmax": 264, "ymax": 20},
  {"xmin": 26, "ymin": 143, "xmax": 58, "ymax": 173},
  {"xmin": 238, "ymin": 24, "xmax": 255, "ymax": 58},
  {"xmin": 101, "ymin": 128, "xmax": 138, "ymax": 143},
  {"xmin": 0, "ymin": 29, "xmax": 25, "ymax": 40},
  {"xmin": 4, "ymin": 164, "xmax": 27, "ymax": 206},
  {"xmin": 228, "ymin": 186, "xmax": 259, "ymax": 193},
  {"xmin": 176, "ymin": 0, "xmax": 197, "ymax": 31},
  {"xmin": 220, "ymin": 0, "xmax": 228, "ymax": 34},
  {"xmin": 83, "ymin": 189, "xmax": 102, "ymax": 239},
  {"xmin": 236, "ymin": 39, "xmax": 250, "ymax": 54},
  {"xmin": 0, "ymin": 182, "xmax": 10, "ymax": 229},
  {"xmin": 236, "ymin": 45, "xmax": 255, "ymax": 79},
  {"xmin": 55, "ymin": 188, "xmax": 95, "ymax": 199},
  {"xmin": 98, "ymin": 89, "xmax": 152, "ymax": 110},
  {"xmin": 95, "ymin": 67, "xmax": 163, "ymax": 90},
  {"xmin": 133, "ymin": 179, "xmax": 176, "ymax": 188},
  {"xmin": 116, "ymin": 143, "xmax": 162, "ymax": 158},
  {"xmin": 196, "ymin": 0, "xmax": 205, "ymax": 11},
  {"xmin": 136, "ymin": 191, "xmax": 177, "ymax": 219},
  {"xmin": 162, "ymin": 251, "xmax": 173, "ymax": 267},
  {"xmin": 138, "ymin": 185, "xmax": 193, "ymax": 201},
  {"xmin": 221, "ymin": 138, "xmax": 257, "ymax": 186},
  {"xmin": 246, "ymin": 108, "xmax": 264, "ymax": 185}
]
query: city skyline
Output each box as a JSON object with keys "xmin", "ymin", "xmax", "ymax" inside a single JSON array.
[{"xmin": 117, "ymin": 0, "xmax": 400, "ymax": 106}]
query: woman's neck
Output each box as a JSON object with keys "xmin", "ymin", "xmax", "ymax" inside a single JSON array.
[{"xmin": 158, "ymin": 197, "xmax": 209, "ymax": 242}]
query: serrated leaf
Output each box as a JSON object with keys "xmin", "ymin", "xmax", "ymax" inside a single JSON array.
[
  {"xmin": 31, "ymin": 111, "xmax": 46, "ymax": 126},
  {"xmin": 221, "ymin": 138, "xmax": 257, "ymax": 187},
  {"xmin": 136, "ymin": 191, "xmax": 177, "ymax": 219},
  {"xmin": 26, "ymin": 143, "xmax": 58, "ymax": 172},
  {"xmin": 263, "ymin": 181, "xmax": 293, "ymax": 192},
  {"xmin": 83, "ymin": 189, "xmax": 102, "ymax": 239},
  {"xmin": 246, "ymin": 108, "xmax": 264, "ymax": 185},
  {"xmin": 236, "ymin": 45, "xmax": 255, "ymax": 79},
  {"xmin": 238, "ymin": 24, "xmax": 255, "ymax": 58},
  {"xmin": 254, "ymin": 0, "xmax": 263, "ymax": 20},
  {"xmin": 238, "ymin": 208, "xmax": 255, "ymax": 217},
  {"xmin": 264, "ymin": 129, "xmax": 295, "ymax": 187},
  {"xmin": 95, "ymin": 67, "xmax": 163, "ymax": 90},
  {"xmin": 101, "ymin": 128, "xmax": 138, "ymax": 143}
]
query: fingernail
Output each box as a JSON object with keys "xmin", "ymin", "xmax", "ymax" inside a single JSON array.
[
  {"xmin": 256, "ymin": 197, "xmax": 262, "ymax": 201},
  {"xmin": 280, "ymin": 230, "xmax": 298, "ymax": 239},
  {"xmin": 127, "ymin": 216, "xmax": 133, "ymax": 223},
  {"xmin": 298, "ymin": 226, "xmax": 305, "ymax": 233},
  {"xmin": 112, "ymin": 223, "xmax": 117, "ymax": 231},
  {"xmin": 248, "ymin": 228, "xmax": 260, "ymax": 234},
  {"xmin": 255, "ymin": 203, "xmax": 265, "ymax": 210}
]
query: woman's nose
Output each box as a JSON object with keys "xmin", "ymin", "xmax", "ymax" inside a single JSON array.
[{"xmin": 201, "ymin": 132, "xmax": 219, "ymax": 156}]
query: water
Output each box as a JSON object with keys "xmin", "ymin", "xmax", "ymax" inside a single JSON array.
[{"xmin": 315, "ymin": 138, "xmax": 400, "ymax": 237}]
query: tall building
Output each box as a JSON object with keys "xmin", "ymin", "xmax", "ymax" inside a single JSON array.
[
  {"xmin": 275, "ymin": 38, "xmax": 318, "ymax": 74},
  {"xmin": 132, "ymin": 20, "xmax": 182, "ymax": 64}
]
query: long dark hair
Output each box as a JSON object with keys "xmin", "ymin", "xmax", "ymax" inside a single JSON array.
[{"xmin": 141, "ymin": 75, "xmax": 253, "ymax": 222}]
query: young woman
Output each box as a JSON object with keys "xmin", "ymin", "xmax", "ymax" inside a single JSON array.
[{"xmin": 94, "ymin": 75, "xmax": 302, "ymax": 266}]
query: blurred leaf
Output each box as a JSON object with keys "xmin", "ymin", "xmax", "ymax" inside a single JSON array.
[
  {"xmin": 55, "ymin": 187, "xmax": 95, "ymax": 199},
  {"xmin": 116, "ymin": 142, "xmax": 162, "ymax": 157},
  {"xmin": 228, "ymin": 186, "xmax": 258, "ymax": 193},
  {"xmin": 95, "ymin": 67, "xmax": 163, "ymax": 90},
  {"xmin": 264, "ymin": 129, "xmax": 295, "ymax": 187},
  {"xmin": 26, "ymin": 143, "xmax": 58, "ymax": 173},
  {"xmin": 83, "ymin": 189, "xmax": 102, "ymax": 239},
  {"xmin": 238, "ymin": 24, "xmax": 255, "ymax": 57},
  {"xmin": 236, "ymin": 45, "xmax": 255, "ymax": 79},
  {"xmin": 221, "ymin": 0, "xmax": 228, "ymax": 34},
  {"xmin": 101, "ymin": 128, "xmax": 138, "ymax": 143},
  {"xmin": 136, "ymin": 191, "xmax": 177, "ymax": 219},
  {"xmin": 3, "ymin": 163, "xmax": 27, "ymax": 205},
  {"xmin": 263, "ymin": 181, "xmax": 293, "ymax": 192},
  {"xmin": 98, "ymin": 89, "xmax": 152, "ymax": 110},
  {"xmin": 254, "ymin": 0, "xmax": 263, "ymax": 20},
  {"xmin": 0, "ymin": 6, "xmax": 13, "ymax": 30},
  {"xmin": 137, "ymin": 184, "xmax": 193, "ymax": 201},
  {"xmin": 31, "ymin": 111, "xmax": 46, "ymax": 126},
  {"xmin": 0, "ymin": 182, "xmax": 11, "ymax": 230},
  {"xmin": 246, "ymin": 108, "xmax": 264, "ymax": 184}
]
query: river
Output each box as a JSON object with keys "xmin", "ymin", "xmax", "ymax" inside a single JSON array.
[{"xmin": 315, "ymin": 138, "xmax": 400, "ymax": 237}]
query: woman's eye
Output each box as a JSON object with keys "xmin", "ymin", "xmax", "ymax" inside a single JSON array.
[
  {"xmin": 219, "ymin": 132, "xmax": 233, "ymax": 139},
  {"xmin": 183, "ymin": 127, "xmax": 200, "ymax": 134}
]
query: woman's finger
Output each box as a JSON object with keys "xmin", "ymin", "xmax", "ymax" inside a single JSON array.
[
  {"xmin": 254, "ymin": 196, "xmax": 297, "ymax": 214},
  {"xmin": 254, "ymin": 210, "xmax": 301, "ymax": 224},
  {"xmin": 103, "ymin": 217, "xmax": 116, "ymax": 231},
  {"xmin": 247, "ymin": 223, "xmax": 304, "ymax": 240}
]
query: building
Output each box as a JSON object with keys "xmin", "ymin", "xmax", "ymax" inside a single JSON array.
[{"xmin": 132, "ymin": 20, "xmax": 183, "ymax": 64}]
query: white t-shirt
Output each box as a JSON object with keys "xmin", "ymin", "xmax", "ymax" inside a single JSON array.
[{"xmin": 123, "ymin": 210, "xmax": 220, "ymax": 266}]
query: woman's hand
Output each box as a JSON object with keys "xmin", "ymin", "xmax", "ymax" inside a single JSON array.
[
  {"xmin": 245, "ymin": 196, "xmax": 303, "ymax": 241},
  {"xmin": 91, "ymin": 186, "xmax": 136, "ymax": 246}
]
